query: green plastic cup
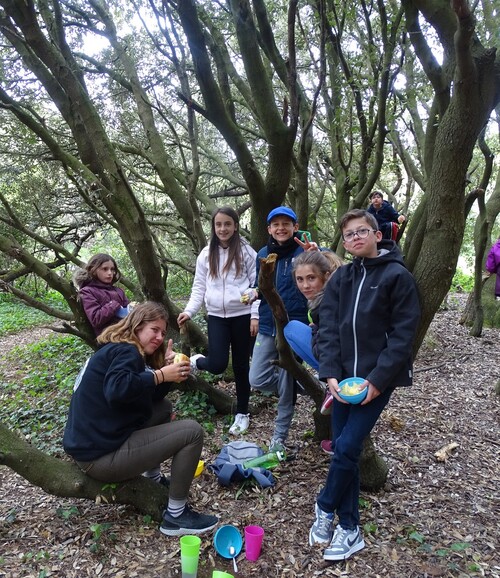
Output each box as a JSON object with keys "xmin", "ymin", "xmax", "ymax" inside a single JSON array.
[
  {"xmin": 180, "ymin": 535, "xmax": 201, "ymax": 577},
  {"xmin": 212, "ymin": 572, "xmax": 234, "ymax": 578}
]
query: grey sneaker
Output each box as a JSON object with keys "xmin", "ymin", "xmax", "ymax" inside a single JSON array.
[
  {"xmin": 160, "ymin": 504, "xmax": 218, "ymax": 536},
  {"xmin": 189, "ymin": 354, "xmax": 205, "ymax": 375},
  {"xmin": 309, "ymin": 503, "xmax": 334, "ymax": 545},
  {"xmin": 323, "ymin": 524, "xmax": 365, "ymax": 560},
  {"xmin": 269, "ymin": 436, "xmax": 286, "ymax": 452}
]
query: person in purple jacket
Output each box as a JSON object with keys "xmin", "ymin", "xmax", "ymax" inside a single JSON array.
[
  {"xmin": 485, "ymin": 237, "xmax": 500, "ymax": 300},
  {"xmin": 73, "ymin": 253, "xmax": 130, "ymax": 336}
]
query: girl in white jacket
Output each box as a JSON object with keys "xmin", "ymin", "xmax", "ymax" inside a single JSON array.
[{"xmin": 178, "ymin": 207, "xmax": 257, "ymax": 435}]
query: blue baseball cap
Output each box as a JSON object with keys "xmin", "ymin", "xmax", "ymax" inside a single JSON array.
[{"xmin": 267, "ymin": 206, "xmax": 297, "ymax": 224}]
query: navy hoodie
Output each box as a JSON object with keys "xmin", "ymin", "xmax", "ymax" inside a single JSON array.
[{"xmin": 63, "ymin": 342, "xmax": 170, "ymax": 461}]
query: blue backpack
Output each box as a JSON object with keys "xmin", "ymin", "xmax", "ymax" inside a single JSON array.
[{"xmin": 208, "ymin": 441, "xmax": 276, "ymax": 488}]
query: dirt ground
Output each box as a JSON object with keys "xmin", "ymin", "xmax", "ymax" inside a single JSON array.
[{"xmin": 0, "ymin": 295, "xmax": 499, "ymax": 578}]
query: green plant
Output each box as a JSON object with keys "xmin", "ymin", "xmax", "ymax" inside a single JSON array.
[
  {"xmin": 88, "ymin": 522, "xmax": 116, "ymax": 553},
  {"xmin": 56, "ymin": 505, "xmax": 80, "ymax": 521},
  {"xmin": 450, "ymin": 269, "xmax": 474, "ymax": 293},
  {"xmin": 175, "ymin": 390, "xmax": 217, "ymax": 431},
  {"xmin": 0, "ymin": 332, "xmax": 91, "ymax": 456}
]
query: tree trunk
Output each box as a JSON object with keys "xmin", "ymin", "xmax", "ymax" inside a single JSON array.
[
  {"xmin": 359, "ymin": 436, "xmax": 389, "ymax": 491},
  {"xmin": 0, "ymin": 422, "xmax": 168, "ymax": 521}
]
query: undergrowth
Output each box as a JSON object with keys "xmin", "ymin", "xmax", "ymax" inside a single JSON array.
[{"xmin": 0, "ymin": 334, "xmax": 91, "ymax": 456}]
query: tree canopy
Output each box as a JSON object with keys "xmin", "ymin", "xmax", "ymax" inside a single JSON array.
[{"xmin": 0, "ymin": 0, "xmax": 498, "ymax": 347}]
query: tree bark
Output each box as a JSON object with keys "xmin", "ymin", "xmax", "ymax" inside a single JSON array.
[{"xmin": 0, "ymin": 422, "xmax": 168, "ymax": 521}]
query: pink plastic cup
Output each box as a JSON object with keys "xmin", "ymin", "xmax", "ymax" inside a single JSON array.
[{"xmin": 244, "ymin": 525, "xmax": 264, "ymax": 561}]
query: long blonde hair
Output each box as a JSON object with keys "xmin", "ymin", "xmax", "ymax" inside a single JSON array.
[{"xmin": 98, "ymin": 301, "xmax": 168, "ymax": 369}]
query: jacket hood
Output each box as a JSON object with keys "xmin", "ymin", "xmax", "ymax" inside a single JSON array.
[
  {"xmin": 72, "ymin": 268, "xmax": 91, "ymax": 289},
  {"xmin": 353, "ymin": 239, "xmax": 406, "ymax": 269}
]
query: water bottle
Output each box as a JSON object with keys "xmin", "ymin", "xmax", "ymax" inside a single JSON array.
[{"xmin": 243, "ymin": 449, "xmax": 286, "ymax": 470}]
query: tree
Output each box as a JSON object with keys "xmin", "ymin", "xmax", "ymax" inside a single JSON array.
[{"xmin": 0, "ymin": 0, "xmax": 499, "ymax": 510}]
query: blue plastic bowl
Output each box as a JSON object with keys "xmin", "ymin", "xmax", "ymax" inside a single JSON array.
[
  {"xmin": 338, "ymin": 377, "xmax": 367, "ymax": 404},
  {"xmin": 213, "ymin": 525, "xmax": 243, "ymax": 559}
]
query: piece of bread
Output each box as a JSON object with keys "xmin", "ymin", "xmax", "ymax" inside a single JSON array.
[{"xmin": 174, "ymin": 353, "xmax": 190, "ymax": 364}]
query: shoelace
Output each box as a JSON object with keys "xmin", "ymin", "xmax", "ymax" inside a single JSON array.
[
  {"xmin": 316, "ymin": 511, "xmax": 333, "ymax": 535},
  {"xmin": 331, "ymin": 526, "xmax": 351, "ymax": 545}
]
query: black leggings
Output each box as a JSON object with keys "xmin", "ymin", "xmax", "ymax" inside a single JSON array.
[{"xmin": 197, "ymin": 314, "xmax": 251, "ymax": 414}]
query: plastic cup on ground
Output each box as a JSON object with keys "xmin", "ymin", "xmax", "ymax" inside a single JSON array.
[
  {"xmin": 244, "ymin": 525, "xmax": 264, "ymax": 561},
  {"xmin": 180, "ymin": 535, "xmax": 201, "ymax": 578},
  {"xmin": 212, "ymin": 572, "xmax": 234, "ymax": 578}
]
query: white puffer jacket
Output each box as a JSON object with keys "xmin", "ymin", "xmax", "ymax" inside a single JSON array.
[{"xmin": 183, "ymin": 241, "xmax": 257, "ymax": 319}]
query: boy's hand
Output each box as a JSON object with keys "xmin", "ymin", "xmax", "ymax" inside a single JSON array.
[
  {"xmin": 250, "ymin": 319, "xmax": 259, "ymax": 336},
  {"xmin": 360, "ymin": 381, "xmax": 380, "ymax": 405},
  {"xmin": 294, "ymin": 233, "xmax": 319, "ymax": 252},
  {"xmin": 327, "ymin": 377, "xmax": 347, "ymax": 404}
]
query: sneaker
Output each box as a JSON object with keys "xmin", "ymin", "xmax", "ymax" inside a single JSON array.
[
  {"xmin": 309, "ymin": 502, "xmax": 334, "ymax": 545},
  {"xmin": 323, "ymin": 524, "xmax": 365, "ymax": 561},
  {"xmin": 320, "ymin": 439, "xmax": 334, "ymax": 455},
  {"xmin": 320, "ymin": 391, "xmax": 333, "ymax": 415},
  {"xmin": 189, "ymin": 354, "xmax": 205, "ymax": 376},
  {"xmin": 160, "ymin": 504, "xmax": 218, "ymax": 536},
  {"xmin": 269, "ymin": 436, "xmax": 286, "ymax": 452},
  {"xmin": 229, "ymin": 413, "xmax": 250, "ymax": 435}
]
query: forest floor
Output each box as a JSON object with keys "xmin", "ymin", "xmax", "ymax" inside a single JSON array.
[{"xmin": 0, "ymin": 294, "xmax": 499, "ymax": 578}]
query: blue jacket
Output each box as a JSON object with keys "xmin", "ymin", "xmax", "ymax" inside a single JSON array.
[
  {"xmin": 255, "ymin": 240, "xmax": 308, "ymax": 336},
  {"xmin": 317, "ymin": 240, "xmax": 420, "ymax": 392},
  {"xmin": 367, "ymin": 200, "xmax": 401, "ymax": 227}
]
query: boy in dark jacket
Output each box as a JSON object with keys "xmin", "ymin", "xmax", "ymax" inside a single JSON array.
[
  {"xmin": 309, "ymin": 209, "xmax": 420, "ymax": 561},
  {"xmin": 249, "ymin": 207, "xmax": 318, "ymax": 449},
  {"xmin": 367, "ymin": 191, "xmax": 405, "ymax": 239}
]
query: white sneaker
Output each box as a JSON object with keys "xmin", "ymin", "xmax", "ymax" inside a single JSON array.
[
  {"xmin": 309, "ymin": 502, "xmax": 334, "ymax": 545},
  {"xmin": 323, "ymin": 524, "xmax": 365, "ymax": 560},
  {"xmin": 229, "ymin": 413, "xmax": 250, "ymax": 435},
  {"xmin": 189, "ymin": 354, "xmax": 205, "ymax": 375}
]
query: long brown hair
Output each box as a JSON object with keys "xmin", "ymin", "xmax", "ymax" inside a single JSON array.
[
  {"xmin": 98, "ymin": 301, "xmax": 168, "ymax": 369},
  {"xmin": 208, "ymin": 206, "xmax": 245, "ymax": 278},
  {"xmin": 85, "ymin": 253, "xmax": 122, "ymax": 284}
]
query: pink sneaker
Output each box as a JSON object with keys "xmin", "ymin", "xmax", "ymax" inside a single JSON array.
[
  {"xmin": 320, "ymin": 391, "xmax": 333, "ymax": 415},
  {"xmin": 320, "ymin": 440, "xmax": 334, "ymax": 455}
]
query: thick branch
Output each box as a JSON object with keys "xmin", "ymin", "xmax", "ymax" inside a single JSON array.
[{"xmin": 0, "ymin": 421, "xmax": 167, "ymax": 520}]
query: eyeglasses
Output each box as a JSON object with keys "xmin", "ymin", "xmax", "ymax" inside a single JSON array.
[{"xmin": 342, "ymin": 228, "xmax": 376, "ymax": 242}]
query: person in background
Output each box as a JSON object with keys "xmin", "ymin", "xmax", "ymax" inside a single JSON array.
[
  {"xmin": 177, "ymin": 207, "xmax": 257, "ymax": 435},
  {"xmin": 73, "ymin": 253, "xmax": 130, "ymax": 336},
  {"xmin": 485, "ymin": 236, "xmax": 500, "ymax": 300},
  {"xmin": 309, "ymin": 209, "xmax": 420, "ymax": 561},
  {"xmin": 284, "ymin": 250, "xmax": 344, "ymax": 455},
  {"xmin": 249, "ymin": 206, "xmax": 319, "ymax": 450},
  {"xmin": 63, "ymin": 301, "xmax": 219, "ymax": 537},
  {"xmin": 367, "ymin": 191, "xmax": 405, "ymax": 240}
]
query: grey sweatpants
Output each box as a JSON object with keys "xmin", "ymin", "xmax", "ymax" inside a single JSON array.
[
  {"xmin": 249, "ymin": 332, "xmax": 295, "ymax": 441},
  {"xmin": 76, "ymin": 399, "xmax": 203, "ymax": 500}
]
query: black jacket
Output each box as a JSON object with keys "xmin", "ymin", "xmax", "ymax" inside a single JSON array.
[
  {"xmin": 63, "ymin": 343, "xmax": 170, "ymax": 461},
  {"xmin": 317, "ymin": 241, "xmax": 420, "ymax": 392}
]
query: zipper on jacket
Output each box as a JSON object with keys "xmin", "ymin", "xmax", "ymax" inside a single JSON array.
[{"xmin": 352, "ymin": 261, "xmax": 367, "ymax": 377}]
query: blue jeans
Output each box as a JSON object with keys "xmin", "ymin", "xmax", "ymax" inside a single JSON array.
[
  {"xmin": 249, "ymin": 333, "xmax": 295, "ymax": 441},
  {"xmin": 283, "ymin": 320, "xmax": 319, "ymax": 370},
  {"xmin": 316, "ymin": 387, "xmax": 394, "ymax": 529}
]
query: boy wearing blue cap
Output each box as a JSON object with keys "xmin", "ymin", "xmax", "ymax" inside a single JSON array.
[{"xmin": 249, "ymin": 206, "xmax": 318, "ymax": 449}]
